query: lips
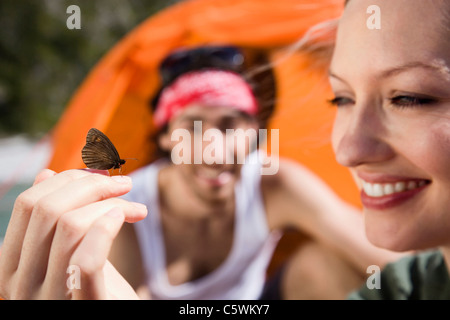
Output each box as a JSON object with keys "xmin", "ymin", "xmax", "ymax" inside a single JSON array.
[
  {"xmin": 361, "ymin": 180, "xmax": 429, "ymax": 197},
  {"xmin": 357, "ymin": 174, "xmax": 431, "ymax": 210},
  {"xmin": 195, "ymin": 167, "xmax": 233, "ymax": 187}
]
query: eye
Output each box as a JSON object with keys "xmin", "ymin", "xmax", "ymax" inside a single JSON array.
[
  {"xmin": 389, "ymin": 95, "xmax": 437, "ymax": 108},
  {"xmin": 327, "ymin": 96, "xmax": 355, "ymax": 107},
  {"xmin": 183, "ymin": 121, "xmax": 195, "ymax": 132},
  {"xmin": 218, "ymin": 117, "xmax": 242, "ymax": 132}
]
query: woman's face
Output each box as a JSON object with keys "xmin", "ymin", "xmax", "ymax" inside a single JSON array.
[
  {"xmin": 159, "ymin": 104, "xmax": 259, "ymax": 203},
  {"xmin": 330, "ymin": 0, "xmax": 450, "ymax": 251}
]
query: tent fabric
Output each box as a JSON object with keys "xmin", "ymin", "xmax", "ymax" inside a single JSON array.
[{"xmin": 47, "ymin": 0, "xmax": 360, "ymax": 207}]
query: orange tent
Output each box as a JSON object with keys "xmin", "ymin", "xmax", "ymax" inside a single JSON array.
[{"xmin": 47, "ymin": 0, "xmax": 360, "ymax": 207}]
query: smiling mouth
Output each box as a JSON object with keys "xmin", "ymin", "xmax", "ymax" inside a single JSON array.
[
  {"xmin": 196, "ymin": 168, "xmax": 233, "ymax": 187},
  {"xmin": 358, "ymin": 177, "xmax": 431, "ymax": 210},
  {"xmin": 361, "ymin": 179, "xmax": 431, "ymax": 198}
]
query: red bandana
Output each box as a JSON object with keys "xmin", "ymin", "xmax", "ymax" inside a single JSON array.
[{"xmin": 153, "ymin": 70, "xmax": 258, "ymax": 128}]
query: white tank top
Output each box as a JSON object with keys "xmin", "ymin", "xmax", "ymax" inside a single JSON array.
[{"xmin": 124, "ymin": 151, "xmax": 280, "ymax": 299}]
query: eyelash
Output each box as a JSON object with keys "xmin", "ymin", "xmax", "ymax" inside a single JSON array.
[
  {"xmin": 327, "ymin": 95, "xmax": 437, "ymax": 108},
  {"xmin": 388, "ymin": 95, "xmax": 436, "ymax": 108},
  {"xmin": 327, "ymin": 97, "xmax": 354, "ymax": 107}
]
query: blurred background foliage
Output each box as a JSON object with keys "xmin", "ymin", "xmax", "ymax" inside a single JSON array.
[{"xmin": 0, "ymin": 0, "xmax": 181, "ymax": 138}]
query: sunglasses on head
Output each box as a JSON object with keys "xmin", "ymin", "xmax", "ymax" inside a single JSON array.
[{"xmin": 158, "ymin": 45, "xmax": 245, "ymax": 85}]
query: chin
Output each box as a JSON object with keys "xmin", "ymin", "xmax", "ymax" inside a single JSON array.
[
  {"xmin": 365, "ymin": 223, "xmax": 436, "ymax": 253},
  {"xmin": 364, "ymin": 219, "xmax": 413, "ymax": 252},
  {"xmin": 200, "ymin": 189, "xmax": 233, "ymax": 204},
  {"xmin": 367, "ymin": 235, "xmax": 411, "ymax": 252},
  {"xmin": 364, "ymin": 204, "xmax": 448, "ymax": 252}
]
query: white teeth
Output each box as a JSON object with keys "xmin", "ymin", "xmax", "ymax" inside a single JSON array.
[
  {"xmin": 407, "ymin": 181, "xmax": 417, "ymax": 190},
  {"xmin": 372, "ymin": 184, "xmax": 383, "ymax": 197},
  {"xmin": 361, "ymin": 179, "xmax": 428, "ymax": 197},
  {"xmin": 383, "ymin": 184, "xmax": 395, "ymax": 195},
  {"xmin": 362, "ymin": 181, "xmax": 372, "ymax": 195},
  {"xmin": 394, "ymin": 182, "xmax": 406, "ymax": 192}
]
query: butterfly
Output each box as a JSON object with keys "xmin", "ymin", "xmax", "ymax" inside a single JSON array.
[{"xmin": 81, "ymin": 128, "xmax": 126, "ymax": 173}]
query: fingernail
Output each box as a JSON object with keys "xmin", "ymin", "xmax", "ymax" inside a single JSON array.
[
  {"xmin": 111, "ymin": 175, "xmax": 132, "ymax": 184},
  {"xmin": 131, "ymin": 202, "xmax": 147, "ymax": 211}
]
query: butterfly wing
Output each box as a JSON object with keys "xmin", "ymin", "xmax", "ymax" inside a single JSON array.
[{"xmin": 82, "ymin": 128, "xmax": 123, "ymax": 170}]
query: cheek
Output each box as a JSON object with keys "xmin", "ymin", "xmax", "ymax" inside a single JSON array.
[
  {"xmin": 427, "ymin": 121, "xmax": 450, "ymax": 179},
  {"xmin": 402, "ymin": 120, "xmax": 450, "ymax": 180}
]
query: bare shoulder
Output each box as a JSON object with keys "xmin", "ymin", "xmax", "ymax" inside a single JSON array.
[
  {"xmin": 262, "ymin": 157, "xmax": 336, "ymax": 199},
  {"xmin": 261, "ymin": 158, "xmax": 336, "ymax": 229},
  {"xmin": 261, "ymin": 157, "xmax": 301, "ymax": 185}
]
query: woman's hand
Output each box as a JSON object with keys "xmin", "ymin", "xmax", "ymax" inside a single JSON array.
[{"xmin": 0, "ymin": 169, "xmax": 147, "ymax": 299}]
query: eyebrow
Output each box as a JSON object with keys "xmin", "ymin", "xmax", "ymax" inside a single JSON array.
[
  {"xmin": 329, "ymin": 61, "xmax": 450, "ymax": 82},
  {"xmin": 176, "ymin": 115, "xmax": 204, "ymax": 123},
  {"xmin": 380, "ymin": 61, "xmax": 448, "ymax": 78},
  {"xmin": 328, "ymin": 70, "xmax": 348, "ymax": 84},
  {"xmin": 176, "ymin": 111, "xmax": 245, "ymax": 124}
]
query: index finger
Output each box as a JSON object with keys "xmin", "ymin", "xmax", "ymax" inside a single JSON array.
[
  {"xmin": 32, "ymin": 169, "xmax": 109, "ymax": 187},
  {"xmin": 0, "ymin": 170, "xmax": 130, "ymax": 276}
]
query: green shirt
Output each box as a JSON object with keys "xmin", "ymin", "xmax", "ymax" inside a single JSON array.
[{"xmin": 349, "ymin": 250, "xmax": 450, "ymax": 300}]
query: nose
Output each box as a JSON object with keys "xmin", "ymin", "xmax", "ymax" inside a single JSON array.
[
  {"xmin": 200, "ymin": 126, "xmax": 228, "ymax": 165},
  {"xmin": 332, "ymin": 102, "xmax": 395, "ymax": 168}
]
